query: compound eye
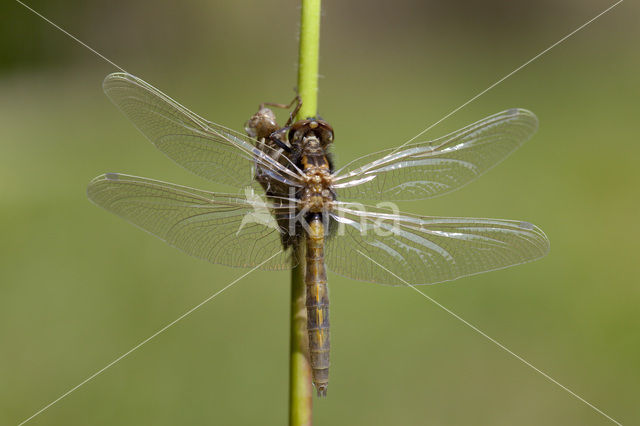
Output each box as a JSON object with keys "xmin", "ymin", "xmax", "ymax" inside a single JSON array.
[
  {"xmin": 289, "ymin": 127, "xmax": 302, "ymax": 143},
  {"xmin": 318, "ymin": 128, "xmax": 334, "ymax": 146}
]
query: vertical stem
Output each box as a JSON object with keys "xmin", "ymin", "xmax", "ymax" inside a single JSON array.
[
  {"xmin": 296, "ymin": 0, "xmax": 321, "ymax": 121},
  {"xmin": 290, "ymin": 1, "xmax": 321, "ymax": 425},
  {"xmin": 289, "ymin": 261, "xmax": 312, "ymax": 426}
]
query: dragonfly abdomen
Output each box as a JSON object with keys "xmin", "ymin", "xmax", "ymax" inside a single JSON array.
[{"xmin": 305, "ymin": 214, "xmax": 330, "ymax": 397}]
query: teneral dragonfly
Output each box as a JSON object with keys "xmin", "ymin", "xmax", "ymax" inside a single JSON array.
[{"xmin": 87, "ymin": 73, "xmax": 550, "ymax": 397}]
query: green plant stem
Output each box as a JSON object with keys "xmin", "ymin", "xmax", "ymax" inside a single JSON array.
[
  {"xmin": 296, "ymin": 0, "xmax": 321, "ymax": 121},
  {"xmin": 290, "ymin": 1, "xmax": 321, "ymax": 425},
  {"xmin": 289, "ymin": 262, "xmax": 312, "ymax": 426}
]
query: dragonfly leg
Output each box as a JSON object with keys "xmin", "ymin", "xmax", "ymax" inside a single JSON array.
[{"xmin": 260, "ymin": 94, "xmax": 302, "ymax": 127}]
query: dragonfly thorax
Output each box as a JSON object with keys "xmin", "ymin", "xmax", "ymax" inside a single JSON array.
[
  {"xmin": 297, "ymin": 133, "xmax": 335, "ymax": 213},
  {"xmin": 300, "ymin": 169, "xmax": 334, "ymax": 213}
]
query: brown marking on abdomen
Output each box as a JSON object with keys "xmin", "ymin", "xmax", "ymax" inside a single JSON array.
[
  {"xmin": 301, "ymin": 151, "xmax": 330, "ymax": 171},
  {"xmin": 305, "ymin": 216, "xmax": 330, "ymax": 397}
]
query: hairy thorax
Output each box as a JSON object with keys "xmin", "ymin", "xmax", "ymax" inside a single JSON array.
[
  {"xmin": 301, "ymin": 165, "xmax": 334, "ymax": 213},
  {"xmin": 298, "ymin": 135, "xmax": 334, "ymax": 214}
]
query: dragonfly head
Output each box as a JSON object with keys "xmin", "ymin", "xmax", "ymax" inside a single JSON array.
[{"xmin": 289, "ymin": 118, "xmax": 334, "ymax": 149}]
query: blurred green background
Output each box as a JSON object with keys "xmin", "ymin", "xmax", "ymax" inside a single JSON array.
[{"xmin": 1, "ymin": 1, "xmax": 638, "ymax": 425}]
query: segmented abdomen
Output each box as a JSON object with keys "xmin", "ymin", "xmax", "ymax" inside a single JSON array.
[{"xmin": 305, "ymin": 215, "xmax": 330, "ymax": 397}]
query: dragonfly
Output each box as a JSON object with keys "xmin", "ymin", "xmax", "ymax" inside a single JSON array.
[{"xmin": 87, "ymin": 72, "xmax": 550, "ymax": 397}]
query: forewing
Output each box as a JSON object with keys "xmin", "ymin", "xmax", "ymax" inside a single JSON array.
[
  {"xmin": 87, "ymin": 173, "xmax": 294, "ymax": 270},
  {"xmin": 103, "ymin": 73, "xmax": 303, "ymax": 189},
  {"xmin": 326, "ymin": 202, "xmax": 549, "ymax": 285},
  {"xmin": 333, "ymin": 109, "xmax": 538, "ymax": 201}
]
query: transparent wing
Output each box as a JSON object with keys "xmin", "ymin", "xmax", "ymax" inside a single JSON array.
[
  {"xmin": 103, "ymin": 72, "xmax": 303, "ymax": 189},
  {"xmin": 87, "ymin": 173, "xmax": 295, "ymax": 270},
  {"xmin": 333, "ymin": 109, "xmax": 538, "ymax": 201},
  {"xmin": 326, "ymin": 202, "xmax": 549, "ymax": 285}
]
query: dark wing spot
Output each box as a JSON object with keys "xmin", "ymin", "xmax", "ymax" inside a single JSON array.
[{"xmin": 105, "ymin": 173, "xmax": 120, "ymax": 181}]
